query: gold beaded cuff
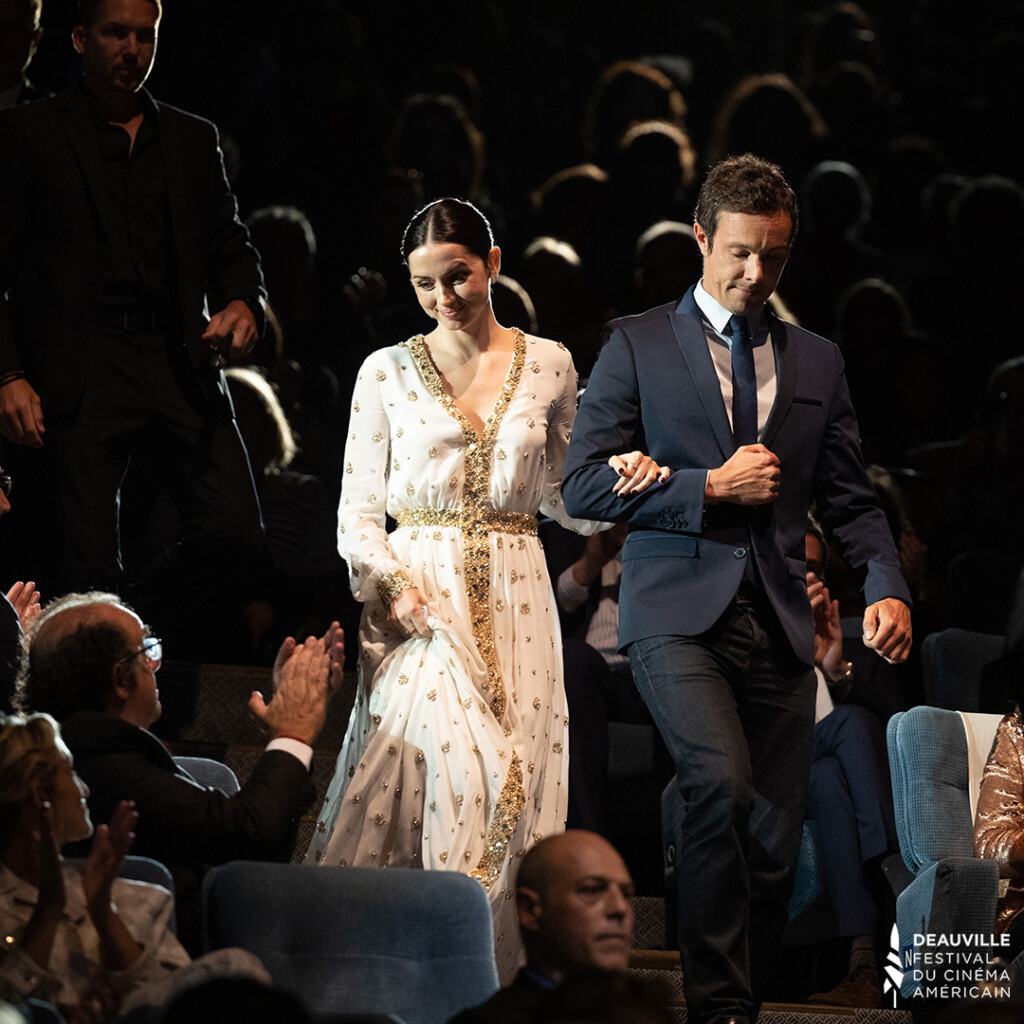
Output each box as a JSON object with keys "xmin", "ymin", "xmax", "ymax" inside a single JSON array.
[{"xmin": 376, "ymin": 569, "xmax": 415, "ymax": 607}]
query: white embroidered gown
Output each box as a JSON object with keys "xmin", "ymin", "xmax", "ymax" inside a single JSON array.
[{"xmin": 306, "ymin": 329, "xmax": 603, "ymax": 978}]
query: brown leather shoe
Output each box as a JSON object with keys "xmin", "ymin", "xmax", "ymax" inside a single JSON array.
[{"xmin": 807, "ymin": 963, "xmax": 882, "ymax": 1008}]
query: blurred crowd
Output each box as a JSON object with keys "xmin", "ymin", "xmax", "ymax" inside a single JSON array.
[{"xmin": 4, "ymin": 0, "xmax": 1023, "ymax": 665}]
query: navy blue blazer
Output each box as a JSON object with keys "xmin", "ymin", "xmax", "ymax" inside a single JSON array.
[{"xmin": 561, "ymin": 286, "xmax": 911, "ymax": 666}]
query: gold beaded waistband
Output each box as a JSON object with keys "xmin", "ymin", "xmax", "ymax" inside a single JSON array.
[{"xmin": 395, "ymin": 508, "xmax": 537, "ymax": 535}]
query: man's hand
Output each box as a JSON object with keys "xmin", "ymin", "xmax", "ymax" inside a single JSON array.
[
  {"xmin": 0, "ymin": 377, "xmax": 44, "ymax": 447},
  {"xmin": 251, "ymin": 623, "xmax": 345, "ymax": 745},
  {"xmin": 7, "ymin": 580, "xmax": 41, "ymax": 631},
  {"xmin": 608, "ymin": 451, "xmax": 671, "ymax": 496},
  {"xmin": 201, "ymin": 298, "xmax": 259, "ymax": 362},
  {"xmin": 862, "ymin": 597, "xmax": 913, "ymax": 664},
  {"xmin": 705, "ymin": 444, "xmax": 780, "ymax": 505}
]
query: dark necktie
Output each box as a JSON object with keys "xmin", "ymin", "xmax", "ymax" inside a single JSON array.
[{"xmin": 729, "ymin": 314, "xmax": 757, "ymax": 446}]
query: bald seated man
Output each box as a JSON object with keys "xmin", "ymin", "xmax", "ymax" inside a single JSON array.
[
  {"xmin": 450, "ymin": 830, "xmax": 635, "ymax": 1024},
  {"xmin": 18, "ymin": 591, "xmax": 343, "ymax": 951}
]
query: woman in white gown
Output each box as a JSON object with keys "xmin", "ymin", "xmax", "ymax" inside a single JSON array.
[{"xmin": 306, "ymin": 199, "xmax": 665, "ymax": 978}]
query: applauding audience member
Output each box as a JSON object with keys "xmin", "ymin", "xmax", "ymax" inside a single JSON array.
[
  {"xmin": 0, "ymin": 713, "xmax": 268, "ymax": 1018},
  {"xmin": 19, "ymin": 593, "xmax": 343, "ymax": 951}
]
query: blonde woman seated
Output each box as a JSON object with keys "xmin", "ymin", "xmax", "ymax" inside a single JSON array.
[{"xmin": 0, "ymin": 713, "xmax": 267, "ymax": 1019}]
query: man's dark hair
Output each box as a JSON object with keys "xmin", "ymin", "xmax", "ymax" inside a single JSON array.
[
  {"xmin": 77, "ymin": 0, "xmax": 161, "ymax": 28},
  {"xmin": 17, "ymin": 594, "xmax": 134, "ymax": 721},
  {"xmin": 693, "ymin": 153, "xmax": 798, "ymax": 251}
]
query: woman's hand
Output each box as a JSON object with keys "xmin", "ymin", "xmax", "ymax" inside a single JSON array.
[
  {"xmin": 82, "ymin": 801, "xmax": 136, "ymax": 923},
  {"xmin": 388, "ymin": 587, "xmax": 432, "ymax": 638},
  {"xmin": 20, "ymin": 800, "xmax": 67, "ymax": 970},
  {"xmin": 608, "ymin": 451, "xmax": 671, "ymax": 496},
  {"xmin": 82, "ymin": 801, "xmax": 143, "ymax": 972}
]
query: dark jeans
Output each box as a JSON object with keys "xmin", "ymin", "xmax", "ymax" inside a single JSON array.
[
  {"xmin": 563, "ymin": 636, "xmax": 652, "ymax": 835},
  {"xmin": 809, "ymin": 704, "xmax": 897, "ymax": 937},
  {"xmin": 50, "ymin": 327, "xmax": 263, "ymax": 635},
  {"xmin": 629, "ymin": 594, "xmax": 815, "ymax": 1024}
]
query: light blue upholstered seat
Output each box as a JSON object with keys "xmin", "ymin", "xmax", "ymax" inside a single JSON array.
[
  {"xmin": 887, "ymin": 706, "xmax": 1003, "ymax": 998},
  {"xmin": 202, "ymin": 862, "xmax": 500, "ymax": 1024}
]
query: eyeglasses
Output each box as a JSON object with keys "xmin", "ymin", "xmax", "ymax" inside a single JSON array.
[
  {"xmin": 116, "ymin": 636, "xmax": 163, "ymax": 671},
  {"xmin": 0, "ymin": 474, "xmax": 11, "ymax": 497}
]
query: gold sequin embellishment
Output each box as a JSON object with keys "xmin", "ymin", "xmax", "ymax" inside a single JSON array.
[
  {"xmin": 405, "ymin": 329, "xmax": 527, "ymax": 720},
  {"xmin": 470, "ymin": 752, "xmax": 526, "ymax": 891}
]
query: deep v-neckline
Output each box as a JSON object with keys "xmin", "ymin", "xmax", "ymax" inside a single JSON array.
[{"xmin": 409, "ymin": 329, "xmax": 526, "ymax": 444}]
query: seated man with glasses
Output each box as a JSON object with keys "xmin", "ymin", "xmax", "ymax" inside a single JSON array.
[{"xmin": 15, "ymin": 591, "xmax": 344, "ymax": 952}]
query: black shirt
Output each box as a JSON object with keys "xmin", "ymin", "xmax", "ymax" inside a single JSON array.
[{"xmin": 82, "ymin": 81, "xmax": 173, "ymax": 310}]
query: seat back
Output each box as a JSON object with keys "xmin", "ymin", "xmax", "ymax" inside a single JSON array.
[
  {"xmin": 920, "ymin": 628, "xmax": 1005, "ymax": 711},
  {"xmin": 173, "ymin": 755, "xmax": 241, "ymax": 795},
  {"xmin": 203, "ymin": 862, "xmax": 499, "ymax": 1024},
  {"xmin": 887, "ymin": 706, "xmax": 1002, "ymax": 875}
]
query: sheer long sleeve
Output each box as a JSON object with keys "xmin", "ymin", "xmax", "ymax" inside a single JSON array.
[
  {"xmin": 337, "ymin": 351, "xmax": 409, "ymax": 604},
  {"xmin": 539, "ymin": 347, "xmax": 610, "ymax": 537}
]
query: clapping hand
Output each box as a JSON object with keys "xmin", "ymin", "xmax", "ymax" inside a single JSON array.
[{"xmin": 82, "ymin": 801, "xmax": 137, "ymax": 926}]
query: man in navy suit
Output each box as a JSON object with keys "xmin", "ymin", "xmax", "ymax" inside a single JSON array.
[
  {"xmin": 561, "ymin": 154, "xmax": 912, "ymax": 1024},
  {"xmin": 0, "ymin": 0, "xmax": 264, "ymax": 638}
]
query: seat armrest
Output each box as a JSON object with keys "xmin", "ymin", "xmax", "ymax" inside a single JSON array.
[{"xmin": 896, "ymin": 857, "xmax": 1000, "ymax": 998}]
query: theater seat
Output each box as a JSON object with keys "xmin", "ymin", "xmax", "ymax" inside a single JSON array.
[
  {"xmin": 202, "ymin": 862, "xmax": 499, "ymax": 1024},
  {"xmin": 886, "ymin": 706, "xmax": 1003, "ymax": 998}
]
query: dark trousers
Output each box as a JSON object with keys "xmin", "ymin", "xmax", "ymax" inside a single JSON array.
[
  {"xmin": 563, "ymin": 636, "xmax": 652, "ymax": 835},
  {"xmin": 809, "ymin": 704, "xmax": 897, "ymax": 937},
  {"xmin": 629, "ymin": 594, "xmax": 815, "ymax": 1024},
  {"xmin": 49, "ymin": 327, "xmax": 263, "ymax": 634}
]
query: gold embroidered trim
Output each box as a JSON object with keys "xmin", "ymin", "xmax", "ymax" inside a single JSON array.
[
  {"xmin": 407, "ymin": 329, "xmax": 526, "ymax": 720},
  {"xmin": 470, "ymin": 751, "xmax": 525, "ymax": 891},
  {"xmin": 395, "ymin": 508, "xmax": 537, "ymax": 535},
  {"xmin": 377, "ymin": 569, "xmax": 415, "ymax": 607}
]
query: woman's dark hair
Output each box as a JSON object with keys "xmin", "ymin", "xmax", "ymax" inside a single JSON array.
[{"xmin": 400, "ymin": 197, "xmax": 494, "ymax": 266}]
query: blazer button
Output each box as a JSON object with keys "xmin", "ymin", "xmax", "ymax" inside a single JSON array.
[{"xmin": 734, "ymin": 547, "xmax": 747, "ymax": 558}]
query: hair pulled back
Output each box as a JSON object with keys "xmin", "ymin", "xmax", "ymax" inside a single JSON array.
[{"xmin": 400, "ymin": 197, "xmax": 494, "ymax": 266}]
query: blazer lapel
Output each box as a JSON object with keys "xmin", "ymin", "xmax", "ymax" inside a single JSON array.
[
  {"xmin": 670, "ymin": 289, "xmax": 735, "ymax": 459},
  {"xmin": 57, "ymin": 87, "xmax": 114, "ymax": 243},
  {"xmin": 761, "ymin": 310, "xmax": 797, "ymax": 448}
]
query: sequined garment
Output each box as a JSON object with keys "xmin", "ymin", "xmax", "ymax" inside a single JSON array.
[
  {"xmin": 975, "ymin": 711, "xmax": 1024, "ymax": 934},
  {"xmin": 306, "ymin": 330, "xmax": 605, "ymax": 980}
]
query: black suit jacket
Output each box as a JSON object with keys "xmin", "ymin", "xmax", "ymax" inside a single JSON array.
[
  {"xmin": 60, "ymin": 710, "xmax": 315, "ymax": 870},
  {"xmin": 0, "ymin": 81, "xmax": 264, "ymax": 415},
  {"xmin": 448, "ymin": 969, "xmax": 552, "ymax": 1024}
]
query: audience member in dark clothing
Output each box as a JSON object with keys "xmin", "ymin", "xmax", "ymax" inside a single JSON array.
[
  {"xmin": 0, "ymin": 0, "xmax": 266, "ymax": 647},
  {"xmin": 449, "ymin": 831, "xmax": 634, "ymax": 1024},
  {"xmin": 0, "ymin": 0, "xmax": 44, "ymax": 110},
  {"xmin": 18, "ymin": 591, "xmax": 343, "ymax": 953}
]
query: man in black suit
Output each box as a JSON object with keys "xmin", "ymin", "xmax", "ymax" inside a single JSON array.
[
  {"xmin": 449, "ymin": 831, "xmax": 634, "ymax": 1024},
  {"xmin": 0, "ymin": 0, "xmax": 265, "ymax": 637},
  {"xmin": 19, "ymin": 591, "xmax": 344, "ymax": 952}
]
